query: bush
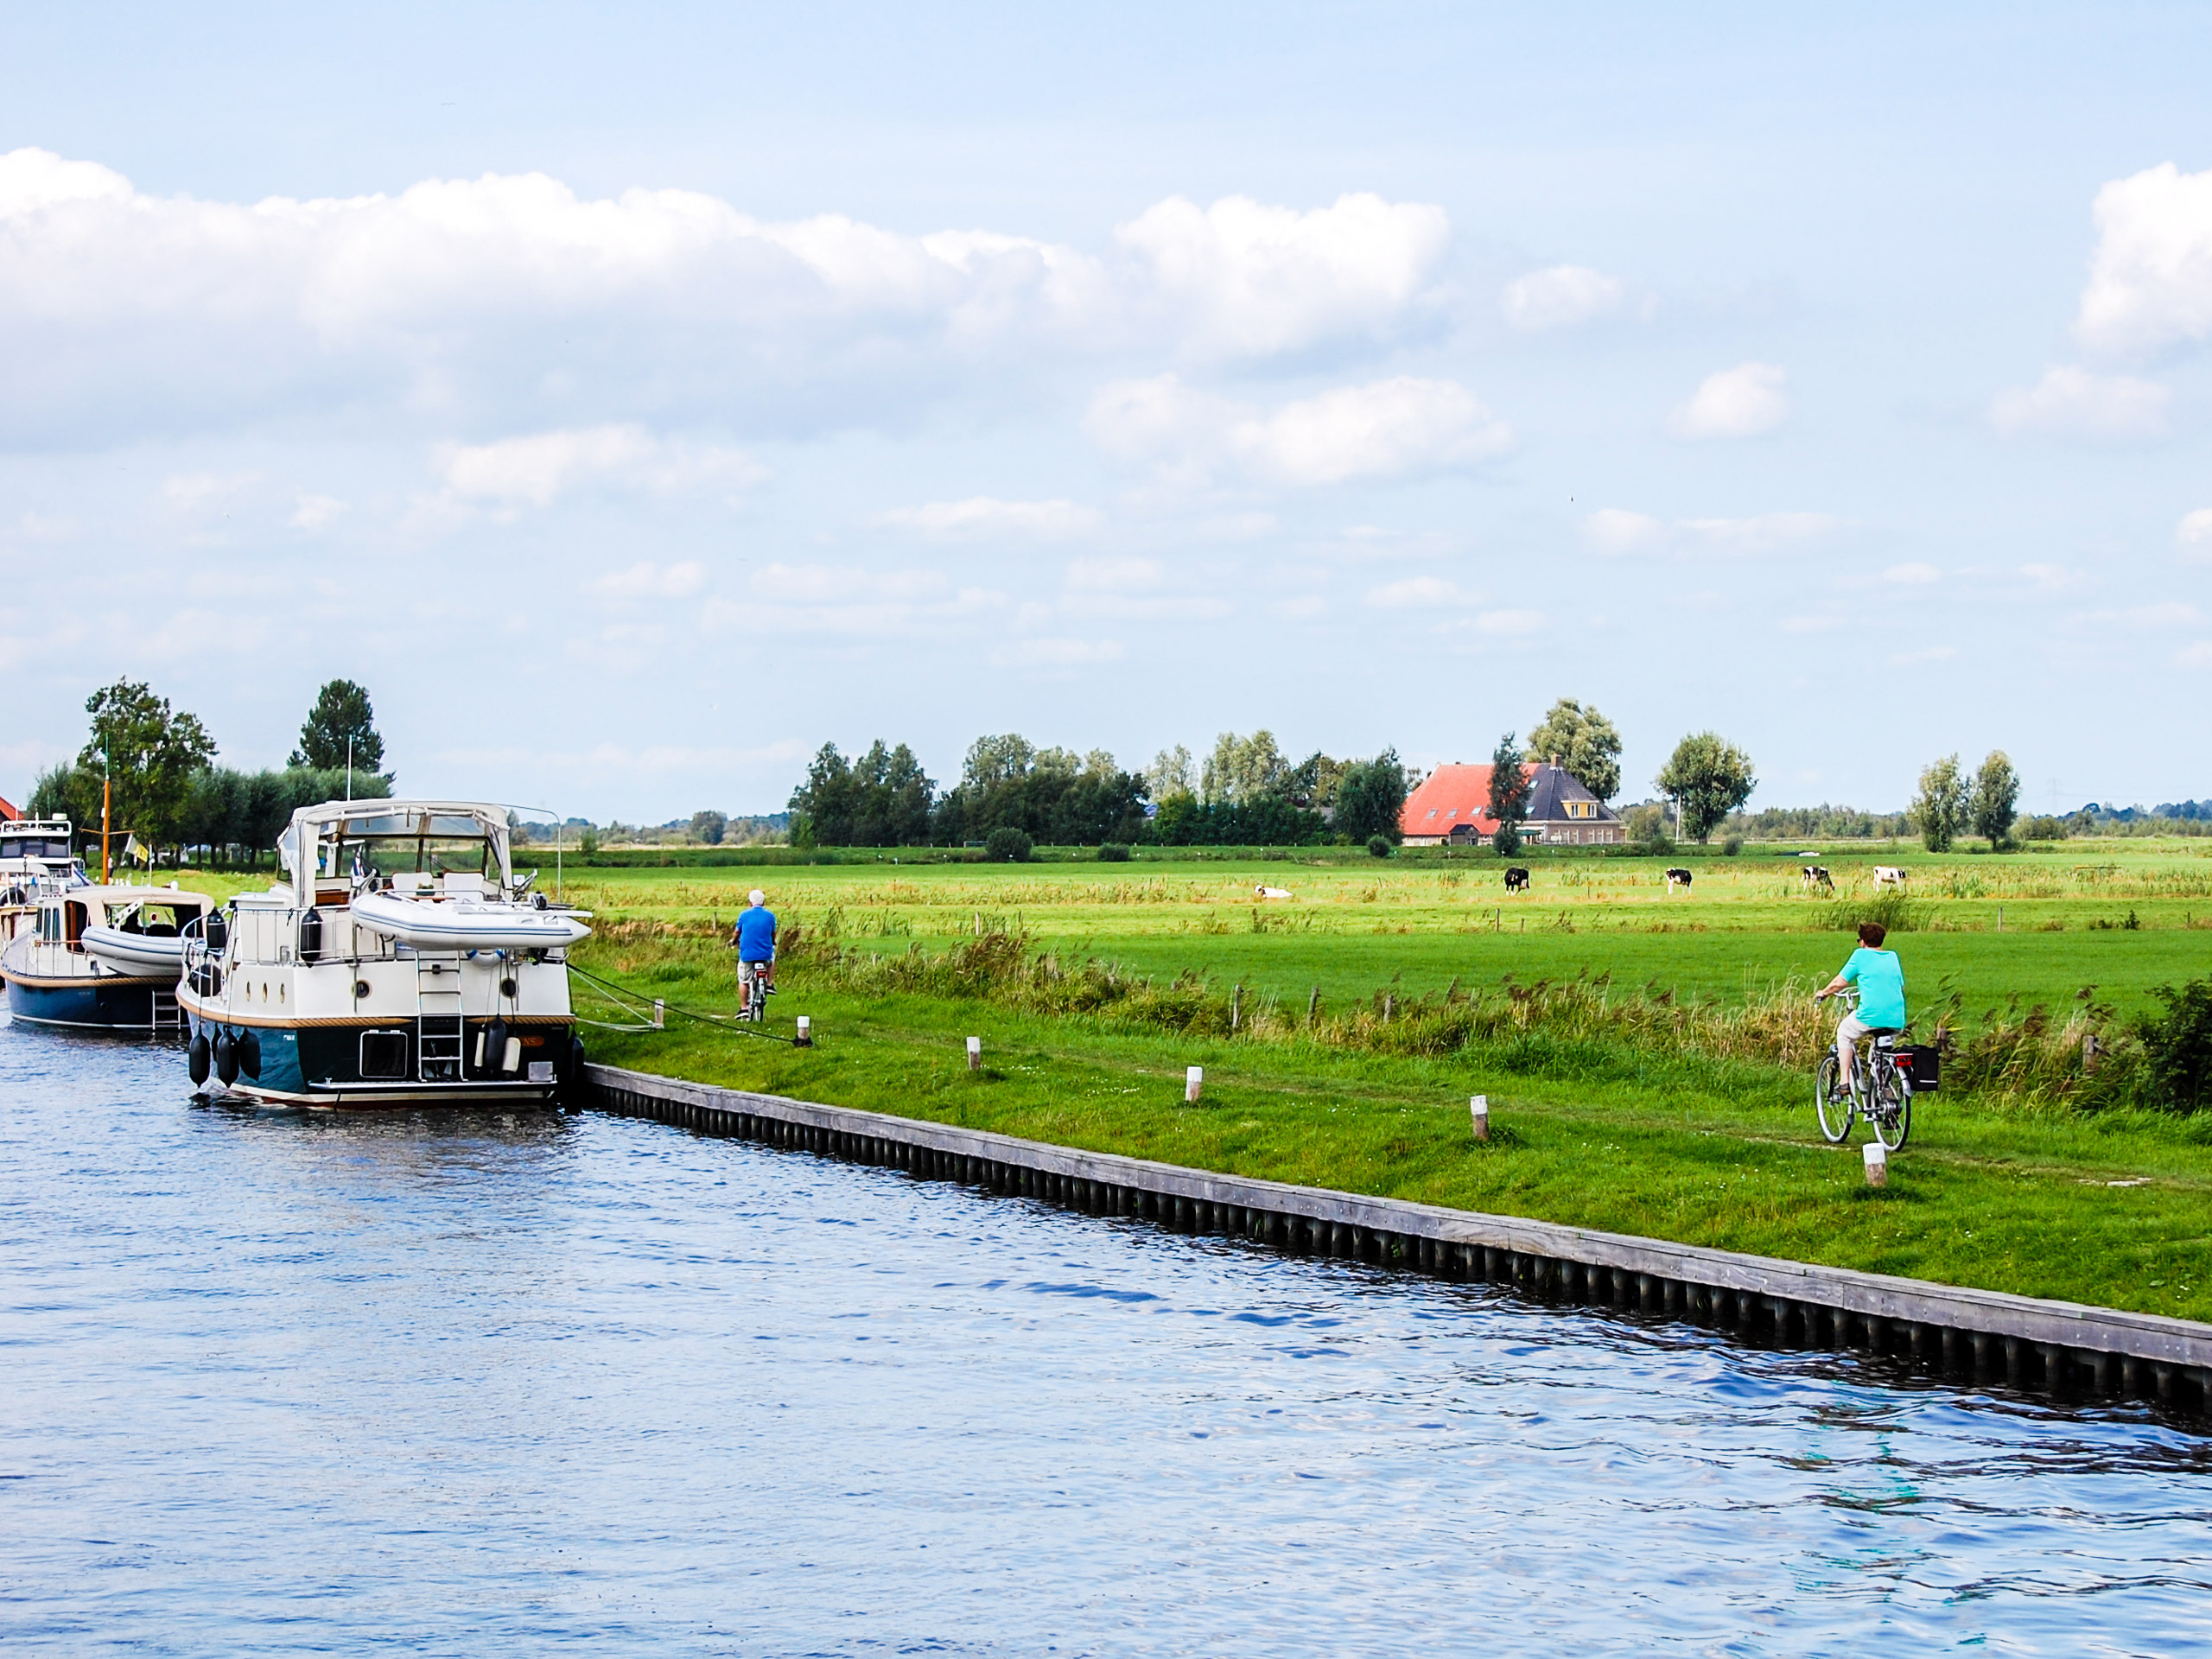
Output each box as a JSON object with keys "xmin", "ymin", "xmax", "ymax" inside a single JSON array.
[
  {"xmin": 1723, "ymin": 836, "xmax": 1744, "ymax": 856},
  {"xmin": 1096, "ymin": 842, "xmax": 1130, "ymax": 862},
  {"xmin": 2139, "ymin": 978, "xmax": 2212, "ymax": 1113},
  {"xmin": 1365, "ymin": 835, "xmax": 1394, "ymax": 859},
  {"xmin": 984, "ymin": 826, "xmax": 1033, "ymax": 863},
  {"xmin": 1492, "ymin": 822, "xmax": 1521, "ymax": 858}
]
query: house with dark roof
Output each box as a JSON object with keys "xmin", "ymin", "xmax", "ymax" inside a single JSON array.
[{"xmin": 1399, "ymin": 762, "xmax": 1624, "ymax": 847}]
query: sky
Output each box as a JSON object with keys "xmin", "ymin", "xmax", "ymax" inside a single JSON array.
[{"xmin": 2, "ymin": 3, "xmax": 2209, "ymax": 822}]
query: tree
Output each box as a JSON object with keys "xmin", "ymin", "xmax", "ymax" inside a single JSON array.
[
  {"xmin": 1333, "ymin": 749, "xmax": 1408, "ymax": 843},
  {"xmin": 788, "ymin": 741, "xmax": 938, "ymax": 846},
  {"xmin": 1970, "ymin": 751, "xmax": 2020, "ymax": 847},
  {"xmin": 1526, "ymin": 697, "xmax": 1624, "ymax": 803},
  {"xmin": 290, "ymin": 679, "xmax": 385, "ymax": 777},
  {"xmin": 1143, "ymin": 746, "xmax": 1194, "ymax": 802},
  {"xmin": 1912, "ymin": 753, "xmax": 1968, "ymax": 853},
  {"xmin": 1202, "ymin": 730, "xmax": 1287, "ymax": 804},
  {"xmin": 931, "ymin": 735, "xmax": 1144, "ymax": 846},
  {"xmin": 690, "ymin": 810, "xmax": 728, "ymax": 846},
  {"xmin": 1488, "ymin": 733, "xmax": 1532, "ymax": 855},
  {"xmin": 1655, "ymin": 732, "xmax": 1757, "ymax": 842},
  {"xmin": 74, "ymin": 680, "xmax": 218, "ymax": 855}
]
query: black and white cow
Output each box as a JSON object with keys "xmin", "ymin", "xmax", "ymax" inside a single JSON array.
[
  {"xmin": 1800, "ymin": 865, "xmax": 1834, "ymax": 891},
  {"xmin": 1664, "ymin": 867, "xmax": 1694, "ymax": 891},
  {"xmin": 1873, "ymin": 866, "xmax": 1907, "ymax": 888},
  {"xmin": 1503, "ymin": 867, "xmax": 1530, "ymax": 892}
]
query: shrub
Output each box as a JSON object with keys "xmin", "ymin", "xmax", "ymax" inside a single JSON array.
[
  {"xmin": 1096, "ymin": 842, "xmax": 1131, "ymax": 862},
  {"xmin": 1722, "ymin": 836, "xmax": 1744, "ymax": 856},
  {"xmin": 984, "ymin": 826, "xmax": 1033, "ymax": 862},
  {"xmin": 1492, "ymin": 822, "xmax": 1521, "ymax": 858},
  {"xmin": 1365, "ymin": 835, "xmax": 1394, "ymax": 859},
  {"xmin": 2139, "ymin": 978, "xmax": 2212, "ymax": 1113}
]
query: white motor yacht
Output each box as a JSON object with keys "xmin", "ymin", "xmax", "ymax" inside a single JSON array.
[{"xmin": 177, "ymin": 799, "xmax": 591, "ymax": 1106}]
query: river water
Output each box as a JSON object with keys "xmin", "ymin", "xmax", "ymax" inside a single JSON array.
[{"xmin": 3, "ymin": 1027, "xmax": 2209, "ymax": 1656}]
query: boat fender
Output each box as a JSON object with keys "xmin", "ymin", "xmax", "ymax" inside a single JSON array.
[
  {"xmin": 499, "ymin": 977, "xmax": 518, "ymax": 999},
  {"xmin": 238, "ymin": 1028, "xmax": 261, "ymax": 1080},
  {"xmin": 502, "ymin": 1035, "xmax": 523, "ymax": 1076},
  {"xmin": 472, "ymin": 1027, "xmax": 486, "ymax": 1068},
  {"xmin": 207, "ymin": 910, "xmax": 229, "ymax": 951},
  {"xmin": 213, "ymin": 1027, "xmax": 239, "ymax": 1085},
  {"xmin": 483, "ymin": 1018, "xmax": 507, "ymax": 1076},
  {"xmin": 299, "ymin": 908, "xmax": 322, "ymax": 963},
  {"xmin": 188, "ymin": 1031, "xmax": 211, "ymax": 1085}
]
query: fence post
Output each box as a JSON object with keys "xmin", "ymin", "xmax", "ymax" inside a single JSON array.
[
  {"xmin": 967, "ymin": 1036, "xmax": 982, "ymax": 1071},
  {"xmin": 1470, "ymin": 1095, "xmax": 1490, "ymax": 1142},
  {"xmin": 1185, "ymin": 1065, "xmax": 1204, "ymax": 1103}
]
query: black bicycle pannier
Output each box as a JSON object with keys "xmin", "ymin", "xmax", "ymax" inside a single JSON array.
[{"xmin": 1901, "ymin": 1044, "xmax": 1941, "ymax": 1090}]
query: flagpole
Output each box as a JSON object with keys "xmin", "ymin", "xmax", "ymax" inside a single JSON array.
[{"xmin": 101, "ymin": 740, "xmax": 111, "ymax": 885}]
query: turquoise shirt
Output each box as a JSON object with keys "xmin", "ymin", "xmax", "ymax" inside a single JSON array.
[{"xmin": 1841, "ymin": 947, "xmax": 1905, "ymax": 1029}]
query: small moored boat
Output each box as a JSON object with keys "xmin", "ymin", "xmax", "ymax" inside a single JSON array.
[{"xmin": 1, "ymin": 882, "xmax": 214, "ymax": 1031}]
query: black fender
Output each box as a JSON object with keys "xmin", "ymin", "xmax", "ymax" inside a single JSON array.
[
  {"xmin": 188, "ymin": 1030, "xmax": 211, "ymax": 1086},
  {"xmin": 213, "ymin": 1027, "xmax": 239, "ymax": 1085}
]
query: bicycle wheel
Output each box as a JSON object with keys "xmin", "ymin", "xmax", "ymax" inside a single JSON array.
[
  {"xmin": 1872, "ymin": 1071, "xmax": 1913, "ymax": 1151},
  {"xmin": 1815, "ymin": 1052, "xmax": 1854, "ymax": 1143}
]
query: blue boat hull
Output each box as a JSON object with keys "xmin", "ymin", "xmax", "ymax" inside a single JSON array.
[{"xmin": 4, "ymin": 973, "xmax": 173, "ymax": 1031}]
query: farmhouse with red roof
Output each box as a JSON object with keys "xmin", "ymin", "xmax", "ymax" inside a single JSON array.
[{"xmin": 1400, "ymin": 762, "xmax": 1624, "ymax": 847}]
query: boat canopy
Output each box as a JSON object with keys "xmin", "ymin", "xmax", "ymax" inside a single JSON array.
[{"xmin": 277, "ymin": 801, "xmax": 518, "ymax": 896}]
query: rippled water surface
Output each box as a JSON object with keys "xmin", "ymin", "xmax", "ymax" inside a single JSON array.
[{"xmin": 4, "ymin": 1027, "xmax": 2210, "ymax": 1656}]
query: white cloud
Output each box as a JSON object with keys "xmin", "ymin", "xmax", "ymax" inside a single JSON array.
[
  {"xmin": 1499, "ymin": 264, "xmax": 1626, "ymax": 332},
  {"xmin": 1589, "ymin": 508, "xmax": 1835, "ymax": 557},
  {"xmin": 1090, "ymin": 372, "xmax": 1511, "ymax": 488},
  {"xmin": 438, "ymin": 424, "xmax": 765, "ymax": 506},
  {"xmin": 1988, "ymin": 366, "xmax": 2170, "ymax": 441},
  {"xmin": 2177, "ymin": 508, "xmax": 2212, "ymax": 557},
  {"xmin": 988, "ymin": 637, "xmax": 1127, "ymax": 668},
  {"xmin": 289, "ymin": 493, "xmax": 346, "ymax": 531},
  {"xmin": 876, "ymin": 497, "xmax": 1103, "ymax": 539},
  {"xmin": 1114, "ymin": 193, "xmax": 1449, "ymax": 357},
  {"xmin": 1365, "ymin": 575, "xmax": 1476, "ymax": 608},
  {"xmin": 1583, "ymin": 508, "xmax": 1669, "ymax": 554},
  {"xmin": 589, "ymin": 559, "xmax": 707, "ymax": 600},
  {"xmin": 0, "ymin": 148, "xmax": 1451, "ymax": 440},
  {"xmin": 1474, "ymin": 608, "xmax": 1544, "ymax": 636},
  {"xmin": 1882, "ymin": 562, "xmax": 1941, "ymax": 585},
  {"xmin": 1065, "ymin": 556, "xmax": 1163, "ymax": 591},
  {"xmin": 1668, "ymin": 361, "xmax": 1789, "ymax": 440},
  {"xmin": 2075, "ymin": 162, "xmax": 2212, "ymax": 358}
]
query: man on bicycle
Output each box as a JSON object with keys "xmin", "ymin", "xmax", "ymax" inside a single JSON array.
[
  {"xmin": 1815, "ymin": 921, "xmax": 1904, "ymax": 1095},
  {"xmin": 733, "ymin": 888, "xmax": 777, "ymax": 1015}
]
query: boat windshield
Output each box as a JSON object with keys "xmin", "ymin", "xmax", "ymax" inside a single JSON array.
[
  {"xmin": 108, "ymin": 900, "xmax": 199, "ymax": 936},
  {"xmin": 322, "ymin": 834, "xmax": 495, "ymax": 881},
  {"xmin": 0, "ymin": 837, "xmax": 73, "ymax": 861}
]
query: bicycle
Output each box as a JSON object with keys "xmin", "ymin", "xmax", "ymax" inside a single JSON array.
[
  {"xmin": 737, "ymin": 957, "xmax": 769, "ymax": 1023},
  {"xmin": 1813, "ymin": 987, "xmax": 1914, "ymax": 1151}
]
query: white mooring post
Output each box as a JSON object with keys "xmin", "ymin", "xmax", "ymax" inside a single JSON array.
[
  {"xmin": 652, "ymin": 999, "xmax": 665, "ymax": 1029},
  {"xmin": 1864, "ymin": 1141, "xmax": 1888, "ymax": 1187},
  {"xmin": 1185, "ymin": 1065, "xmax": 1204, "ymax": 1103},
  {"xmin": 1470, "ymin": 1094, "xmax": 1490, "ymax": 1142},
  {"xmin": 795, "ymin": 1015, "xmax": 812, "ymax": 1048},
  {"xmin": 967, "ymin": 1035, "xmax": 982, "ymax": 1071}
]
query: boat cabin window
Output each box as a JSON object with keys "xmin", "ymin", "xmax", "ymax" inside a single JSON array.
[
  {"xmin": 0, "ymin": 837, "xmax": 73, "ymax": 861},
  {"xmin": 321, "ymin": 832, "xmax": 496, "ymax": 887},
  {"xmin": 112, "ymin": 902, "xmax": 194, "ymax": 938},
  {"xmin": 63, "ymin": 900, "xmax": 87, "ymax": 948}
]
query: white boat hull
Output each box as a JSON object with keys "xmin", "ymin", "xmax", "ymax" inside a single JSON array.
[{"xmin": 350, "ymin": 888, "xmax": 591, "ymax": 952}]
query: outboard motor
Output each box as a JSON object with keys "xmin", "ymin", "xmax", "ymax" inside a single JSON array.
[
  {"xmin": 213, "ymin": 1028, "xmax": 239, "ymax": 1085},
  {"xmin": 188, "ymin": 1030, "xmax": 211, "ymax": 1086}
]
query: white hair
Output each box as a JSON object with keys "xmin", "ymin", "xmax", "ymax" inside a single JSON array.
[{"xmin": 748, "ymin": 889, "xmax": 766, "ymax": 906}]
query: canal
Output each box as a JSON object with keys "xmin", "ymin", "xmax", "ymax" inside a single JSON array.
[{"xmin": 3, "ymin": 1027, "xmax": 2208, "ymax": 1654}]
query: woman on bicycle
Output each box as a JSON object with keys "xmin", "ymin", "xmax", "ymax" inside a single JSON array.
[{"xmin": 1815, "ymin": 921, "xmax": 1904, "ymax": 1095}]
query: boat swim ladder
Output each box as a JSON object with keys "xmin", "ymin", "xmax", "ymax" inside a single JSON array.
[
  {"xmin": 149, "ymin": 987, "xmax": 181, "ymax": 1034},
  {"xmin": 416, "ymin": 955, "xmax": 466, "ymax": 1083}
]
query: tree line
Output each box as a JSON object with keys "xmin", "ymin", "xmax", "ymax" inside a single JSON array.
[
  {"xmin": 28, "ymin": 677, "xmax": 391, "ymax": 867},
  {"xmin": 788, "ymin": 729, "xmax": 1414, "ymax": 851}
]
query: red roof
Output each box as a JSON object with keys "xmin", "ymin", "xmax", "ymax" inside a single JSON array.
[
  {"xmin": 0, "ymin": 796, "xmax": 18, "ymax": 823},
  {"xmin": 1400, "ymin": 762, "xmax": 1535, "ymax": 837}
]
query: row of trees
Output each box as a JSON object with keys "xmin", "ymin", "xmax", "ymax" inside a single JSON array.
[
  {"xmin": 788, "ymin": 730, "xmax": 1412, "ymax": 849},
  {"xmin": 28, "ymin": 677, "xmax": 391, "ymax": 866}
]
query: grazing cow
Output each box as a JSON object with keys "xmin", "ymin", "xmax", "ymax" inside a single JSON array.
[
  {"xmin": 1873, "ymin": 866, "xmax": 1906, "ymax": 888},
  {"xmin": 1664, "ymin": 868, "xmax": 1693, "ymax": 891},
  {"xmin": 1801, "ymin": 865, "xmax": 1834, "ymax": 891},
  {"xmin": 1503, "ymin": 867, "xmax": 1530, "ymax": 892},
  {"xmin": 1255, "ymin": 884, "xmax": 1293, "ymax": 899}
]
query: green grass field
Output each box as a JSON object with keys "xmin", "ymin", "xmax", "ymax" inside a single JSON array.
[{"xmin": 176, "ymin": 841, "xmax": 2212, "ymax": 1319}]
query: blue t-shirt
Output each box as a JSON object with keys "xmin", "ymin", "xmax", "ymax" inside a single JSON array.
[
  {"xmin": 1841, "ymin": 947, "xmax": 1905, "ymax": 1029},
  {"xmin": 735, "ymin": 906, "xmax": 777, "ymax": 962}
]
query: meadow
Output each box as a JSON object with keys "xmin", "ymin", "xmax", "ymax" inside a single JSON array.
[{"xmin": 184, "ymin": 841, "xmax": 2212, "ymax": 1319}]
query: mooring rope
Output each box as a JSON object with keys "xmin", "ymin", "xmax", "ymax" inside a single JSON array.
[{"xmin": 568, "ymin": 961, "xmax": 804, "ymax": 1046}]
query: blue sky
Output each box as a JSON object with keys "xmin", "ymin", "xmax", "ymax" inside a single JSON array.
[{"xmin": 2, "ymin": 3, "xmax": 2208, "ymax": 820}]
